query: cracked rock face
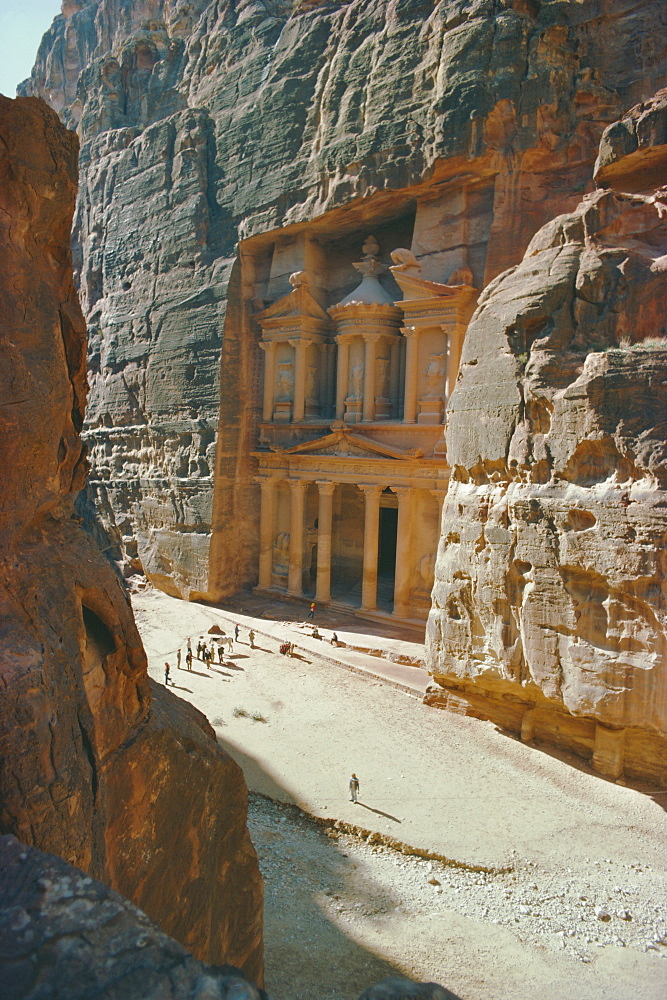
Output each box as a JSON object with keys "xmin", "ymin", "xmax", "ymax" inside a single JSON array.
[
  {"xmin": 20, "ymin": 0, "xmax": 667, "ymax": 599},
  {"xmin": 426, "ymin": 92, "xmax": 667, "ymax": 786},
  {"xmin": 0, "ymin": 95, "xmax": 263, "ymax": 982}
]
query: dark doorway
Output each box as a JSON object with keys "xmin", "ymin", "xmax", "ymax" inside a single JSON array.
[{"xmin": 377, "ymin": 506, "xmax": 397, "ymax": 610}]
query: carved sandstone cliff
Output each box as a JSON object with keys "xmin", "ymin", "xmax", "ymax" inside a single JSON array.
[
  {"xmin": 20, "ymin": 0, "xmax": 667, "ymax": 600},
  {"xmin": 0, "ymin": 95, "xmax": 263, "ymax": 981},
  {"xmin": 426, "ymin": 90, "xmax": 667, "ymax": 786}
]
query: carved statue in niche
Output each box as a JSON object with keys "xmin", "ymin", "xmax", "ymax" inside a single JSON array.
[
  {"xmin": 305, "ymin": 364, "xmax": 318, "ymax": 401},
  {"xmin": 418, "ymin": 552, "xmax": 435, "ymax": 591},
  {"xmin": 277, "ymin": 362, "xmax": 293, "ymax": 400},
  {"xmin": 375, "ymin": 357, "xmax": 390, "ymax": 398},
  {"xmin": 350, "ymin": 362, "xmax": 364, "ymax": 399},
  {"xmin": 423, "ymin": 353, "xmax": 446, "ymax": 398},
  {"xmin": 273, "ymin": 531, "xmax": 290, "ymax": 573}
]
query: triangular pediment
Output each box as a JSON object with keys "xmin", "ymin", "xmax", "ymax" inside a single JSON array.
[
  {"xmin": 258, "ymin": 285, "xmax": 330, "ymax": 323},
  {"xmin": 272, "ymin": 428, "xmax": 422, "ymax": 460}
]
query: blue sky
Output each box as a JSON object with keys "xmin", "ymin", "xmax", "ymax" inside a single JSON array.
[{"xmin": 0, "ymin": 0, "xmax": 64, "ymax": 97}]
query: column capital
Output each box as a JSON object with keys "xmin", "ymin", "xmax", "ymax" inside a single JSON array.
[
  {"xmin": 358, "ymin": 484, "xmax": 383, "ymax": 499},
  {"xmin": 390, "ymin": 486, "xmax": 415, "ymax": 501},
  {"xmin": 316, "ymin": 480, "xmax": 336, "ymax": 496},
  {"xmin": 255, "ymin": 475, "xmax": 278, "ymax": 487},
  {"xmin": 289, "ymin": 478, "xmax": 310, "ymax": 493},
  {"xmin": 430, "ymin": 489, "xmax": 447, "ymax": 503},
  {"xmin": 361, "ymin": 331, "xmax": 384, "ymax": 344},
  {"xmin": 259, "ymin": 340, "xmax": 277, "ymax": 352},
  {"xmin": 335, "ymin": 333, "xmax": 355, "ymax": 345},
  {"xmin": 401, "ymin": 326, "xmax": 418, "ymax": 339},
  {"xmin": 288, "ymin": 337, "xmax": 309, "ymax": 351}
]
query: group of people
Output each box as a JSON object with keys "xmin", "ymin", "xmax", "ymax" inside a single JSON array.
[{"xmin": 164, "ymin": 623, "xmax": 252, "ymax": 685}]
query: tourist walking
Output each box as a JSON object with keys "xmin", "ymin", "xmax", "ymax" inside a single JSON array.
[
  {"xmin": 218, "ymin": 643, "xmax": 224, "ymax": 664},
  {"xmin": 308, "ymin": 601, "xmax": 316, "ymax": 618},
  {"xmin": 196, "ymin": 640, "xmax": 203, "ymax": 660},
  {"xmin": 176, "ymin": 648, "xmax": 181, "ymax": 669},
  {"xmin": 349, "ymin": 773, "xmax": 360, "ymax": 803},
  {"xmin": 186, "ymin": 637, "xmax": 192, "ymax": 655},
  {"xmin": 164, "ymin": 662, "xmax": 171, "ymax": 687},
  {"xmin": 234, "ymin": 624, "xmax": 239, "ymax": 642},
  {"xmin": 248, "ymin": 629, "xmax": 255, "ymax": 649},
  {"xmin": 186, "ymin": 649, "xmax": 193, "ymax": 670}
]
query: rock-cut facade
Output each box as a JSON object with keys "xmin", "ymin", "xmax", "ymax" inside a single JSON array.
[{"xmin": 20, "ymin": 0, "xmax": 667, "ymax": 779}]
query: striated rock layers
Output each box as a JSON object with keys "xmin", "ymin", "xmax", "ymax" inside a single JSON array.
[
  {"xmin": 0, "ymin": 95, "xmax": 263, "ymax": 981},
  {"xmin": 20, "ymin": 0, "xmax": 667, "ymax": 600},
  {"xmin": 426, "ymin": 91, "xmax": 667, "ymax": 786}
]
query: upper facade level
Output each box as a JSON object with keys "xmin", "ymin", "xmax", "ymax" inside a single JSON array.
[{"xmin": 256, "ymin": 236, "xmax": 479, "ymax": 459}]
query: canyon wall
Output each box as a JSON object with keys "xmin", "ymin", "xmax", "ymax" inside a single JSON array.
[
  {"xmin": 426, "ymin": 90, "xmax": 667, "ymax": 785},
  {"xmin": 20, "ymin": 0, "xmax": 667, "ymax": 600},
  {"xmin": 0, "ymin": 95, "xmax": 263, "ymax": 981}
]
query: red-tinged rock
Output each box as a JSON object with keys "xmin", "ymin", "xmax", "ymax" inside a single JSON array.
[{"xmin": 0, "ymin": 95, "xmax": 263, "ymax": 983}]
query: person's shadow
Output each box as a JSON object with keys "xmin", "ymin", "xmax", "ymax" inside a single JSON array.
[{"xmin": 357, "ymin": 801, "xmax": 401, "ymax": 823}]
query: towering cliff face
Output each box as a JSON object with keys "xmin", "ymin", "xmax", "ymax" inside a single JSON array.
[
  {"xmin": 0, "ymin": 95, "xmax": 263, "ymax": 981},
  {"xmin": 426, "ymin": 89, "xmax": 667, "ymax": 786},
  {"xmin": 20, "ymin": 0, "xmax": 667, "ymax": 600}
]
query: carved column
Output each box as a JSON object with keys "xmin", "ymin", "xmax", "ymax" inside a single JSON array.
[
  {"xmin": 258, "ymin": 477, "xmax": 276, "ymax": 588},
  {"xmin": 402, "ymin": 327, "xmax": 419, "ymax": 424},
  {"xmin": 335, "ymin": 336, "xmax": 350, "ymax": 420},
  {"xmin": 315, "ymin": 481, "xmax": 336, "ymax": 603},
  {"xmin": 391, "ymin": 487, "xmax": 415, "ymax": 619},
  {"xmin": 323, "ymin": 343, "xmax": 335, "ymax": 418},
  {"xmin": 290, "ymin": 339, "xmax": 308, "ymax": 423},
  {"xmin": 259, "ymin": 341, "xmax": 277, "ymax": 422},
  {"xmin": 287, "ymin": 480, "xmax": 309, "ymax": 596},
  {"xmin": 362, "ymin": 334, "xmax": 378, "ymax": 422},
  {"xmin": 360, "ymin": 485, "xmax": 382, "ymax": 612},
  {"xmin": 390, "ymin": 337, "xmax": 401, "ymax": 419}
]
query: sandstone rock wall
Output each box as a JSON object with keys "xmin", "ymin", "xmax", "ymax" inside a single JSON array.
[
  {"xmin": 426, "ymin": 91, "xmax": 667, "ymax": 786},
  {"xmin": 20, "ymin": 0, "xmax": 667, "ymax": 599},
  {"xmin": 0, "ymin": 95, "xmax": 263, "ymax": 981}
]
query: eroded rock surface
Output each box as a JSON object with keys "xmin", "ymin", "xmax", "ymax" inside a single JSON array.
[
  {"xmin": 0, "ymin": 95, "xmax": 263, "ymax": 980},
  {"xmin": 426, "ymin": 92, "xmax": 667, "ymax": 785},
  {"xmin": 20, "ymin": 0, "xmax": 667, "ymax": 599}
]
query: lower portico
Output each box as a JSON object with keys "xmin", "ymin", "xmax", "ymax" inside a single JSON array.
[{"xmin": 253, "ymin": 428, "xmax": 447, "ymax": 623}]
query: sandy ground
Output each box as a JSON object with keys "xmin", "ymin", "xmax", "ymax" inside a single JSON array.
[{"xmin": 133, "ymin": 588, "xmax": 667, "ymax": 1000}]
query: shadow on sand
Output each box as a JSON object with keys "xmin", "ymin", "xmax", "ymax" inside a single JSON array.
[
  {"xmin": 356, "ymin": 801, "xmax": 401, "ymax": 824},
  {"xmin": 215, "ymin": 736, "xmax": 463, "ymax": 1000}
]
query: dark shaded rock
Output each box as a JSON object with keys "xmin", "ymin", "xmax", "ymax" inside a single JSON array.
[
  {"xmin": 357, "ymin": 977, "xmax": 458, "ymax": 1000},
  {"xmin": 0, "ymin": 94, "xmax": 263, "ymax": 980},
  {"xmin": 0, "ymin": 835, "xmax": 267, "ymax": 1000}
]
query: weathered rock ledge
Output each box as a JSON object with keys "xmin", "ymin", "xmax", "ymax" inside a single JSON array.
[
  {"xmin": 426, "ymin": 92, "xmax": 667, "ymax": 786},
  {"xmin": 0, "ymin": 94, "xmax": 263, "ymax": 980}
]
